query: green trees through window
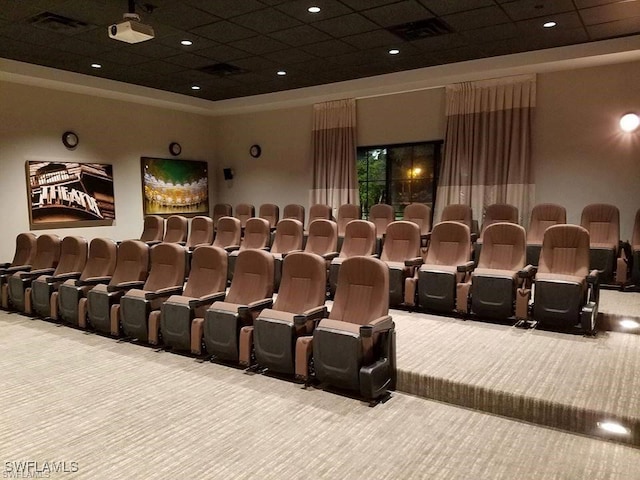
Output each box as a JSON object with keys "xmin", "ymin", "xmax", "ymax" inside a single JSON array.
[{"xmin": 357, "ymin": 141, "xmax": 442, "ymax": 219}]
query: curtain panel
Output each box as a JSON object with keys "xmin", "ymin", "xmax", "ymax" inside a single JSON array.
[
  {"xmin": 435, "ymin": 75, "xmax": 536, "ymax": 227},
  {"xmin": 310, "ymin": 98, "xmax": 358, "ymax": 214}
]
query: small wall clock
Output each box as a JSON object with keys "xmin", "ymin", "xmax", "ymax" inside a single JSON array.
[
  {"xmin": 249, "ymin": 144, "xmax": 262, "ymax": 158},
  {"xmin": 62, "ymin": 131, "xmax": 79, "ymax": 150}
]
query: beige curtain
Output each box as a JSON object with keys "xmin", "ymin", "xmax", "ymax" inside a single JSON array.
[
  {"xmin": 435, "ymin": 75, "xmax": 536, "ymax": 227},
  {"xmin": 309, "ymin": 98, "xmax": 358, "ymax": 214}
]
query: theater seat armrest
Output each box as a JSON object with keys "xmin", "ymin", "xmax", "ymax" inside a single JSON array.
[
  {"xmin": 321, "ymin": 252, "xmax": 339, "ymax": 261},
  {"xmin": 470, "ymin": 233, "xmax": 478, "ymax": 243},
  {"xmin": 2, "ymin": 264, "xmax": 32, "ymax": 274},
  {"xmin": 189, "ymin": 292, "xmax": 226, "ymax": 308},
  {"xmin": 281, "ymin": 249, "xmax": 303, "ymax": 259},
  {"xmin": 224, "ymin": 245, "xmax": 240, "ymax": 253},
  {"xmin": 587, "ymin": 269, "xmax": 599, "ymax": 284},
  {"xmin": 261, "ymin": 247, "xmax": 271, "ymax": 252},
  {"xmin": 146, "ymin": 240, "xmax": 161, "ymax": 246},
  {"xmin": 108, "ymin": 280, "xmax": 145, "ymax": 292},
  {"xmin": 176, "ymin": 241, "xmax": 186, "ymax": 246},
  {"xmin": 361, "ymin": 315, "xmax": 394, "ymax": 337},
  {"xmin": 77, "ymin": 276, "xmax": 112, "ymax": 286},
  {"xmin": 239, "ymin": 298, "xmax": 273, "ymax": 315},
  {"xmin": 370, "ymin": 254, "xmax": 380, "ymax": 259},
  {"xmin": 294, "ymin": 306, "xmax": 328, "ymax": 326},
  {"xmin": 20, "ymin": 268, "xmax": 55, "ymax": 279},
  {"xmin": 52, "ymin": 272, "xmax": 82, "ymax": 282},
  {"xmin": 457, "ymin": 261, "xmax": 475, "ymax": 273},
  {"xmin": 404, "ymin": 257, "xmax": 423, "ymax": 267},
  {"xmin": 0, "ymin": 262, "xmax": 10, "ymax": 269},
  {"xmin": 518, "ymin": 265, "xmax": 537, "ymax": 278},
  {"xmin": 146, "ymin": 286, "xmax": 183, "ymax": 299}
]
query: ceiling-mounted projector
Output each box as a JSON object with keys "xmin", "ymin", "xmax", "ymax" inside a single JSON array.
[{"xmin": 109, "ymin": 13, "xmax": 154, "ymax": 44}]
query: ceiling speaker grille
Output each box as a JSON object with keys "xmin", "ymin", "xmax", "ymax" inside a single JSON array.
[
  {"xmin": 388, "ymin": 18, "xmax": 453, "ymax": 41},
  {"xmin": 28, "ymin": 12, "xmax": 90, "ymax": 33},
  {"xmin": 199, "ymin": 63, "xmax": 247, "ymax": 77}
]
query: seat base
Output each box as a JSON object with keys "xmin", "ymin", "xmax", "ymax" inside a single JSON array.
[{"xmin": 418, "ymin": 270, "xmax": 456, "ymax": 313}]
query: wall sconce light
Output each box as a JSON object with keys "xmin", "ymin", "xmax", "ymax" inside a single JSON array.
[{"xmin": 619, "ymin": 113, "xmax": 639, "ymax": 133}]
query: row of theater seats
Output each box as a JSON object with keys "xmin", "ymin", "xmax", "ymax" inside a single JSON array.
[{"xmin": 0, "ymin": 232, "xmax": 395, "ymax": 402}]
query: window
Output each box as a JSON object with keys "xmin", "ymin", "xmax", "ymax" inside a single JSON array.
[{"xmin": 357, "ymin": 141, "xmax": 441, "ymax": 219}]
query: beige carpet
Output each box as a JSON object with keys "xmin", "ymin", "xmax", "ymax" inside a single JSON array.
[
  {"xmin": 393, "ymin": 302, "xmax": 640, "ymax": 446},
  {"xmin": 1, "ymin": 313, "xmax": 640, "ymax": 480}
]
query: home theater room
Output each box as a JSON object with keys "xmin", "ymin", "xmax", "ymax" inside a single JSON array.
[{"xmin": 1, "ymin": 0, "xmax": 639, "ymax": 478}]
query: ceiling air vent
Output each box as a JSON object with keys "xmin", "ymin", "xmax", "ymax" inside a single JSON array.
[
  {"xmin": 28, "ymin": 12, "xmax": 90, "ymax": 33},
  {"xmin": 199, "ymin": 63, "xmax": 247, "ymax": 77},
  {"xmin": 387, "ymin": 17, "xmax": 453, "ymax": 41}
]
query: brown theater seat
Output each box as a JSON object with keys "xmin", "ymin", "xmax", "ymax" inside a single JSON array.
[
  {"xmin": 85, "ymin": 240, "xmax": 149, "ymax": 333},
  {"xmin": 212, "ymin": 216, "xmax": 241, "ymax": 251},
  {"xmin": 212, "ymin": 203, "xmax": 232, "ymax": 229},
  {"xmin": 270, "ymin": 218, "xmax": 304, "ymax": 290},
  {"xmin": 55, "ymin": 238, "xmax": 117, "ymax": 325},
  {"xmin": 475, "ymin": 203, "xmax": 519, "ymax": 262},
  {"xmin": 235, "ymin": 203, "xmax": 255, "ymax": 229},
  {"xmin": 336, "ymin": 204, "xmax": 361, "ymax": 251},
  {"xmin": 531, "ymin": 224, "xmax": 599, "ymax": 333},
  {"xmin": 194, "ymin": 249, "xmax": 274, "ymax": 361},
  {"xmin": 403, "ymin": 203, "xmax": 432, "ymax": 237},
  {"xmin": 580, "ymin": 203, "xmax": 620, "ymax": 285},
  {"xmin": 441, "ymin": 204, "xmax": 473, "ymax": 231},
  {"xmin": 526, "ymin": 203, "xmax": 566, "ymax": 266},
  {"xmin": 6, "ymin": 234, "xmax": 61, "ymax": 313},
  {"xmin": 457, "ymin": 223, "xmax": 530, "ymax": 320},
  {"xmin": 259, "ymin": 203, "xmax": 280, "ymax": 230},
  {"xmin": 406, "ymin": 221, "xmax": 473, "ymax": 312},
  {"xmin": 244, "ymin": 252, "xmax": 327, "ymax": 374},
  {"xmin": 369, "ymin": 203, "xmax": 394, "ymax": 238},
  {"xmin": 0, "ymin": 232, "xmax": 37, "ymax": 300},
  {"xmin": 158, "ymin": 246, "xmax": 228, "ymax": 350},
  {"xmin": 228, "ymin": 217, "xmax": 270, "ymax": 281},
  {"xmin": 140, "ymin": 215, "xmax": 164, "ymax": 244},
  {"xmin": 380, "ymin": 221, "xmax": 422, "ymax": 307},
  {"xmin": 308, "ymin": 203, "xmax": 332, "ymax": 229},
  {"xmin": 328, "ymin": 219, "xmax": 376, "ymax": 297},
  {"xmin": 299, "ymin": 256, "xmax": 396, "ymax": 401},
  {"xmin": 118, "ymin": 243, "xmax": 187, "ymax": 341},
  {"xmin": 304, "ymin": 219, "xmax": 338, "ymax": 261},
  {"xmin": 163, "ymin": 215, "xmax": 188, "ymax": 244},
  {"xmin": 283, "ymin": 204, "xmax": 305, "ymax": 225},
  {"xmin": 29, "ymin": 236, "xmax": 88, "ymax": 317},
  {"xmin": 186, "ymin": 216, "xmax": 214, "ymax": 252}
]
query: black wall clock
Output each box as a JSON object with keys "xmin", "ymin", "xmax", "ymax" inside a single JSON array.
[
  {"xmin": 169, "ymin": 142, "xmax": 182, "ymax": 156},
  {"xmin": 249, "ymin": 144, "xmax": 262, "ymax": 158},
  {"xmin": 62, "ymin": 131, "xmax": 79, "ymax": 149}
]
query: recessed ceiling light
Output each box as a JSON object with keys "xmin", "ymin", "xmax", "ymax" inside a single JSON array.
[
  {"xmin": 308, "ymin": 6, "xmax": 321, "ymax": 13},
  {"xmin": 91, "ymin": 63, "xmax": 102, "ymax": 69},
  {"xmin": 543, "ymin": 21, "xmax": 557, "ymax": 28},
  {"xmin": 597, "ymin": 421, "xmax": 630, "ymax": 435},
  {"xmin": 388, "ymin": 49, "xmax": 400, "ymax": 55},
  {"xmin": 191, "ymin": 85, "xmax": 201, "ymax": 90},
  {"xmin": 277, "ymin": 70, "xmax": 287, "ymax": 76},
  {"xmin": 181, "ymin": 40, "xmax": 193, "ymax": 46}
]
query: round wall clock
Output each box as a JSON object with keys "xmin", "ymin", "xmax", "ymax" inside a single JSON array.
[
  {"xmin": 169, "ymin": 142, "xmax": 182, "ymax": 156},
  {"xmin": 249, "ymin": 144, "xmax": 262, "ymax": 158},
  {"xmin": 62, "ymin": 131, "xmax": 79, "ymax": 149}
]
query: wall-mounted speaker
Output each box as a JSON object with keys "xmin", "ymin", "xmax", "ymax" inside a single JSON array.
[{"xmin": 223, "ymin": 168, "xmax": 234, "ymax": 180}]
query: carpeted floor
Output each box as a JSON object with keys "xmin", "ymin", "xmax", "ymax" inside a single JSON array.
[{"xmin": 1, "ymin": 312, "xmax": 640, "ymax": 480}]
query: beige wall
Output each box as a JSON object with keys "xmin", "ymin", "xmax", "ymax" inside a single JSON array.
[
  {"xmin": 0, "ymin": 80, "xmax": 216, "ymax": 259},
  {"xmin": 533, "ymin": 60, "xmax": 640, "ymax": 240},
  {"xmin": 1, "ymin": 58, "xmax": 638, "ymax": 261}
]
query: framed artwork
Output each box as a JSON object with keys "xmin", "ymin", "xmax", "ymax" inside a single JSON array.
[
  {"xmin": 26, "ymin": 161, "xmax": 115, "ymax": 229},
  {"xmin": 141, "ymin": 157, "xmax": 209, "ymax": 216}
]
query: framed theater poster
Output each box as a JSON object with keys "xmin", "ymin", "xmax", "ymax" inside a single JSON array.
[
  {"xmin": 141, "ymin": 157, "xmax": 209, "ymax": 216},
  {"xmin": 26, "ymin": 161, "xmax": 116, "ymax": 229}
]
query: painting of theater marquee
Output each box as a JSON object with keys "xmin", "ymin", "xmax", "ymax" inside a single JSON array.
[
  {"xmin": 26, "ymin": 161, "xmax": 115, "ymax": 228},
  {"xmin": 141, "ymin": 157, "xmax": 209, "ymax": 216}
]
